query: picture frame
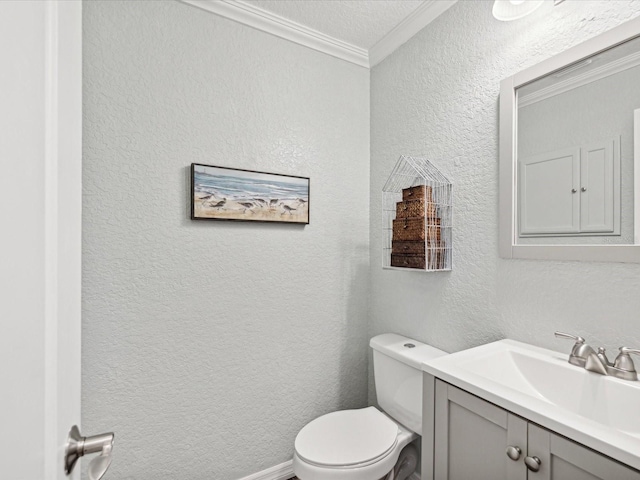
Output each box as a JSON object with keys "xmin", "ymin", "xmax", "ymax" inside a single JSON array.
[{"xmin": 191, "ymin": 163, "xmax": 310, "ymax": 224}]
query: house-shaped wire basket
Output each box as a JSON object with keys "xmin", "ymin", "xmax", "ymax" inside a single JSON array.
[{"xmin": 382, "ymin": 155, "xmax": 452, "ymax": 271}]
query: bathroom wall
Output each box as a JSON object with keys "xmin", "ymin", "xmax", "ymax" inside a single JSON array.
[
  {"xmin": 370, "ymin": 0, "xmax": 640, "ymax": 402},
  {"xmin": 82, "ymin": 2, "xmax": 370, "ymax": 479}
]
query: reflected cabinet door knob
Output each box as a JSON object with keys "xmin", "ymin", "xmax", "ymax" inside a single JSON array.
[
  {"xmin": 581, "ymin": 187, "xmax": 587, "ymax": 192},
  {"xmin": 571, "ymin": 188, "xmax": 577, "ymax": 193},
  {"xmin": 525, "ymin": 455, "xmax": 542, "ymax": 472},
  {"xmin": 506, "ymin": 445, "xmax": 521, "ymax": 461}
]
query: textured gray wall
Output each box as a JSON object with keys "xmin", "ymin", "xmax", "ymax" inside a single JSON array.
[
  {"xmin": 82, "ymin": 2, "xmax": 370, "ymax": 478},
  {"xmin": 370, "ymin": 0, "xmax": 640, "ymax": 403}
]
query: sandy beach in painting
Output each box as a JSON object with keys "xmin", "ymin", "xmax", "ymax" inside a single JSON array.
[{"xmin": 192, "ymin": 165, "xmax": 309, "ymax": 223}]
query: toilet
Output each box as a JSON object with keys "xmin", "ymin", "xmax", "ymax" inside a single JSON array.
[{"xmin": 293, "ymin": 333, "xmax": 447, "ymax": 480}]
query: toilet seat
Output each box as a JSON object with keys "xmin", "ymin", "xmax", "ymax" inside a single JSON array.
[
  {"xmin": 293, "ymin": 407, "xmax": 417, "ymax": 480},
  {"xmin": 295, "ymin": 406, "xmax": 399, "ymax": 468}
]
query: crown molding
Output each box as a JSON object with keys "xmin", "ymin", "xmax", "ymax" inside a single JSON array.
[
  {"xmin": 369, "ymin": 0, "xmax": 458, "ymax": 67},
  {"xmin": 518, "ymin": 49, "xmax": 640, "ymax": 107},
  {"xmin": 180, "ymin": 0, "xmax": 369, "ymax": 67},
  {"xmin": 180, "ymin": 0, "xmax": 456, "ymax": 69}
]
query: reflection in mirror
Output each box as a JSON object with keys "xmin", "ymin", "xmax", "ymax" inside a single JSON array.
[{"xmin": 515, "ymin": 35, "xmax": 640, "ymax": 245}]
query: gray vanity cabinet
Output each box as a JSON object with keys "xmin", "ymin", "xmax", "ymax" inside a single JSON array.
[
  {"xmin": 432, "ymin": 379, "xmax": 527, "ymax": 479},
  {"xmin": 426, "ymin": 379, "xmax": 640, "ymax": 480},
  {"xmin": 527, "ymin": 423, "xmax": 640, "ymax": 480}
]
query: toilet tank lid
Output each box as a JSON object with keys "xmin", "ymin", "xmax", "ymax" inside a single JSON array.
[{"xmin": 370, "ymin": 333, "xmax": 447, "ymax": 369}]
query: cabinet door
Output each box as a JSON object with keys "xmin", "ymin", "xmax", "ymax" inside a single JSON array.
[
  {"xmin": 434, "ymin": 380, "xmax": 527, "ymax": 480},
  {"xmin": 527, "ymin": 423, "xmax": 640, "ymax": 480},
  {"xmin": 519, "ymin": 147, "xmax": 580, "ymax": 235},
  {"xmin": 580, "ymin": 139, "xmax": 618, "ymax": 234}
]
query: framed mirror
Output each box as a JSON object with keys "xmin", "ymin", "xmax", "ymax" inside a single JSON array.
[{"xmin": 499, "ymin": 15, "xmax": 640, "ymax": 263}]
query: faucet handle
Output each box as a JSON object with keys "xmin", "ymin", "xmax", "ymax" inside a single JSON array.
[
  {"xmin": 554, "ymin": 332, "xmax": 594, "ymax": 367},
  {"xmin": 614, "ymin": 347, "xmax": 640, "ymax": 372},
  {"xmin": 554, "ymin": 332, "xmax": 585, "ymax": 343}
]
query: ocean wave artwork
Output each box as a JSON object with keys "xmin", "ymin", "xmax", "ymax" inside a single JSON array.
[{"xmin": 191, "ymin": 163, "xmax": 309, "ymax": 224}]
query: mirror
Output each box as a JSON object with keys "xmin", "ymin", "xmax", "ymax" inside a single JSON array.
[{"xmin": 499, "ymin": 16, "xmax": 640, "ymax": 262}]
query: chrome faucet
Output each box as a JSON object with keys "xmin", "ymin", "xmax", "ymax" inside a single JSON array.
[{"xmin": 555, "ymin": 332, "xmax": 640, "ymax": 381}]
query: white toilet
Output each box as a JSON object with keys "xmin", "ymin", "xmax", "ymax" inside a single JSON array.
[{"xmin": 293, "ymin": 333, "xmax": 447, "ymax": 480}]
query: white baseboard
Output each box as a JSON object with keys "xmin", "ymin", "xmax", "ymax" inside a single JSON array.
[
  {"xmin": 236, "ymin": 459, "xmax": 420, "ymax": 480},
  {"xmin": 237, "ymin": 460, "xmax": 294, "ymax": 480}
]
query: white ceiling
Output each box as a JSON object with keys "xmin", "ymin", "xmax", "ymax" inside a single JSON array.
[{"xmin": 242, "ymin": 0, "xmax": 426, "ymax": 50}]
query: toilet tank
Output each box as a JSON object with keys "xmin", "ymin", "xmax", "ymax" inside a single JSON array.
[{"xmin": 370, "ymin": 333, "xmax": 447, "ymax": 436}]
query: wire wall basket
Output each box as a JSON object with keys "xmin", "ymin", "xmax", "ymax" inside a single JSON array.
[{"xmin": 382, "ymin": 155, "xmax": 452, "ymax": 271}]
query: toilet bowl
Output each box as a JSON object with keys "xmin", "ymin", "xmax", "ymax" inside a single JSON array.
[{"xmin": 292, "ymin": 334, "xmax": 447, "ymax": 480}]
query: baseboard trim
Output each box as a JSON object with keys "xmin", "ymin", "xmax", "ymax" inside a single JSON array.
[
  {"xmin": 236, "ymin": 459, "xmax": 421, "ymax": 480},
  {"xmin": 237, "ymin": 460, "xmax": 294, "ymax": 480}
]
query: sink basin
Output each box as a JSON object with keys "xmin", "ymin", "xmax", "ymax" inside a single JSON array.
[
  {"xmin": 422, "ymin": 339, "xmax": 640, "ymax": 470},
  {"xmin": 457, "ymin": 344, "xmax": 640, "ymax": 436}
]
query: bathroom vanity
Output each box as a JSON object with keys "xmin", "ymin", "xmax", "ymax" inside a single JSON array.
[{"xmin": 421, "ymin": 340, "xmax": 640, "ymax": 479}]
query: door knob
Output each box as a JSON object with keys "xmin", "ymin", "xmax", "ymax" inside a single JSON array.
[
  {"xmin": 506, "ymin": 445, "xmax": 521, "ymax": 461},
  {"xmin": 65, "ymin": 425, "xmax": 115, "ymax": 479},
  {"xmin": 88, "ymin": 444, "xmax": 113, "ymax": 480},
  {"xmin": 525, "ymin": 455, "xmax": 542, "ymax": 472}
]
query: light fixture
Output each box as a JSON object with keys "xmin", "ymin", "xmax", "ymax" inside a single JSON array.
[{"xmin": 492, "ymin": 0, "xmax": 545, "ymax": 21}]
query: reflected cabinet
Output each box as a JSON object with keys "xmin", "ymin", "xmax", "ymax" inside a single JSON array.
[{"xmin": 519, "ymin": 138, "xmax": 620, "ymax": 237}]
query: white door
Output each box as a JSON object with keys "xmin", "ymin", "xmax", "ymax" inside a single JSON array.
[
  {"xmin": 0, "ymin": 2, "xmax": 82, "ymax": 479},
  {"xmin": 635, "ymin": 109, "xmax": 640, "ymax": 245}
]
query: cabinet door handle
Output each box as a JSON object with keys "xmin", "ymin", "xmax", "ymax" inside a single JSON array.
[
  {"xmin": 506, "ymin": 445, "xmax": 521, "ymax": 461},
  {"xmin": 525, "ymin": 455, "xmax": 542, "ymax": 472}
]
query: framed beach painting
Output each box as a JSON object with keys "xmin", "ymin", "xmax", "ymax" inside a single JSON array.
[{"xmin": 191, "ymin": 163, "xmax": 310, "ymax": 224}]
